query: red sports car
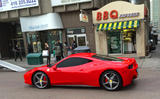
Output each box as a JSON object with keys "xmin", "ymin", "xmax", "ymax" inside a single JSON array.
[{"xmin": 24, "ymin": 53, "xmax": 138, "ymax": 91}]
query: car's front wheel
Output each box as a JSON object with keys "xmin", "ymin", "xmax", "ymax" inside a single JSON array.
[
  {"xmin": 32, "ymin": 71, "xmax": 50, "ymax": 89},
  {"xmin": 100, "ymin": 70, "xmax": 122, "ymax": 91}
]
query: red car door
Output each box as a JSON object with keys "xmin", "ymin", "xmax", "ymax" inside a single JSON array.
[
  {"xmin": 53, "ymin": 65, "xmax": 84, "ymax": 84},
  {"xmin": 51, "ymin": 57, "xmax": 92, "ymax": 85}
]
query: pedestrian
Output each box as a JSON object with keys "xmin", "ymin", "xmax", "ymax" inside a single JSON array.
[
  {"xmin": 57, "ymin": 40, "xmax": 64, "ymax": 58},
  {"xmin": 60, "ymin": 41, "xmax": 64, "ymax": 58},
  {"xmin": 14, "ymin": 42, "xmax": 22, "ymax": 61},
  {"xmin": 28, "ymin": 44, "xmax": 33, "ymax": 53},
  {"xmin": 68, "ymin": 46, "xmax": 73, "ymax": 56},
  {"xmin": 44, "ymin": 42, "xmax": 50, "ymax": 65},
  {"xmin": 63, "ymin": 42, "xmax": 69, "ymax": 57},
  {"xmin": 72, "ymin": 40, "xmax": 77, "ymax": 50},
  {"xmin": 54, "ymin": 41, "xmax": 62, "ymax": 62}
]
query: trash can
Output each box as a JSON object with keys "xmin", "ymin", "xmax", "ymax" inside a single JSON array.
[{"xmin": 26, "ymin": 53, "xmax": 43, "ymax": 65}]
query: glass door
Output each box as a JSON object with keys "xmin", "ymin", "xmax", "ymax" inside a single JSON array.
[
  {"xmin": 67, "ymin": 34, "xmax": 87, "ymax": 47},
  {"xmin": 67, "ymin": 35, "xmax": 75, "ymax": 46},
  {"xmin": 76, "ymin": 34, "xmax": 87, "ymax": 46},
  {"xmin": 107, "ymin": 31, "xmax": 122, "ymax": 54}
]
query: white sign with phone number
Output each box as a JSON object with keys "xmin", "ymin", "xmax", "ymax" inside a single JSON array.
[
  {"xmin": 0, "ymin": 0, "xmax": 39, "ymax": 12},
  {"xmin": 51, "ymin": 0, "xmax": 91, "ymax": 7}
]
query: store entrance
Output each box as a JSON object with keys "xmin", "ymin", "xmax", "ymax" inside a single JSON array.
[
  {"xmin": 11, "ymin": 38, "xmax": 25, "ymax": 57},
  {"xmin": 107, "ymin": 29, "xmax": 136, "ymax": 55},
  {"xmin": 67, "ymin": 34, "xmax": 87, "ymax": 47},
  {"xmin": 122, "ymin": 29, "xmax": 136, "ymax": 54},
  {"xmin": 107, "ymin": 31, "xmax": 122, "ymax": 54}
]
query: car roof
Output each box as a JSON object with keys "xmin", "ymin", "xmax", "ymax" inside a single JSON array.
[
  {"xmin": 69, "ymin": 53, "xmax": 96, "ymax": 58},
  {"xmin": 73, "ymin": 46, "xmax": 90, "ymax": 50}
]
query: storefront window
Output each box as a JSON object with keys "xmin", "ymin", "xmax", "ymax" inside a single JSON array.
[
  {"xmin": 107, "ymin": 29, "xmax": 136, "ymax": 54},
  {"xmin": 27, "ymin": 32, "xmax": 41, "ymax": 53},
  {"xmin": 107, "ymin": 31, "xmax": 122, "ymax": 54},
  {"xmin": 27, "ymin": 30, "xmax": 62, "ymax": 54},
  {"xmin": 122, "ymin": 29, "xmax": 136, "ymax": 54},
  {"xmin": 67, "ymin": 27, "xmax": 87, "ymax": 47},
  {"xmin": 48, "ymin": 30, "xmax": 62, "ymax": 52},
  {"xmin": 77, "ymin": 34, "xmax": 86, "ymax": 46}
]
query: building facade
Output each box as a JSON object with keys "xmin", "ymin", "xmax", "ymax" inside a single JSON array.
[
  {"xmin": 0, "ymin": 0, "xmax": 53, "ymax": 59},
  {"xmin": 92, "ymin": 1, "xmax": 149, "ymax": 57},
  {"xmin": 150, "ymin": 0, "xmax": 160, "ymax": 32},
  {"xmin": 0, "ymin": 0, "xmax": 149, "ymax": 59}
]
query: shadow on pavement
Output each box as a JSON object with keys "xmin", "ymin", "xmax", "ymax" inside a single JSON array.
[
  {"xmin": 24, "ymin": 82, "xmax": 137, "ymax": 91},
  {"xmin": 121, "ymin": 80, "xmax": 138, "ymax": 91}
]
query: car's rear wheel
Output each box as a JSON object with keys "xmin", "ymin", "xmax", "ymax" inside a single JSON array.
[
  {"xmin": 32, "ymin": 71, "xmax": 50, "ymax": 89},
  {"xmin": 100, "ymin": 70, "xmax": 122, "ymax": 91}
]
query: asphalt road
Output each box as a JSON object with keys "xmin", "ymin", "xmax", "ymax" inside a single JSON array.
[{"xmin": 0, "ymin": 69, "xmax": 160, "ymax": 99}]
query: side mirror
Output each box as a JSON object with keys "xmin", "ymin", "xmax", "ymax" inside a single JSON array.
[{"xmin": 53, "ymin": 66, "xmax": 57, "ymax": 70}]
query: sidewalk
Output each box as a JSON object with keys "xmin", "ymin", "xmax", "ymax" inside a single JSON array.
[
  {"xmin": 0, "ymin": 55, "xmax": 146, "ymax": 70},
  {"xmin": 2, "ymin": 57, "xmax": 56, "ymax": 70},
  {"xmin": 140, "ymin": 43, "xmax": 160, "ymax": 70},
  {"xmin": 1, "ymin": 43, "xmax": 160, "ymax": 70}
]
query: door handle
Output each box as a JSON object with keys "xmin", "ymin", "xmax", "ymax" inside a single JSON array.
[
  {"xmin": 79, "ymin": 69, "xmax": 83, "ymax": 71},
  {"xmin": 56, "ymin": 69, "xmax": 61, "ymax": 72}
]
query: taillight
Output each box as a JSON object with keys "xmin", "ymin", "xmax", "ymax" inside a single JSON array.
[{"xmin": 128, "ymin": 64, "xmax": 133, "ymax": 69}]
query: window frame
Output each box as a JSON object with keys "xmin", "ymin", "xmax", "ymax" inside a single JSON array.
[
  {"xmin": 56, "ymin": 57, "xmax": 92, "ymax": 68},
  {"xmin": 92, "ymin": 55, "xmax": 124, "ymax": 62}
]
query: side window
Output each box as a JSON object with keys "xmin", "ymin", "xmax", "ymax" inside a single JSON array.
[{"xmin": 57, "ymin": 57, "xmax": 92, "ymax": 68}]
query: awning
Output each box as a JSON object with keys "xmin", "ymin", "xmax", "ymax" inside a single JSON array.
[
  {"xmin": 20, "ymin": 13, "xmax": 63, "ymax": 32},
  {"xmin": 97, "ymin": 20, "xmax": 140, "ymax": 31}
]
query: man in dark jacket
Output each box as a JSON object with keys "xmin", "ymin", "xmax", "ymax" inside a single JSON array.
[{"xmin": 14, "ymin": 42, "xmax": 22, "ymax": 61}]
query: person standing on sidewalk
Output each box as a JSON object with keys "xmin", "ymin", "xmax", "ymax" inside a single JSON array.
[
  {"xmin": 64, "ymin": 42, "xmax": 69, "ymax": 57},
  {"xmin": 44, "ymin": 42, "xmax": 50, "ymax": 65},
  {"xmin": 54, "ymin": 41, "xmax": 62, "ymax": 62},
  {"xmin": 14, "ymin": 42, "xmax": 22, "ymax": 62},
  {"xmin": 57, "ymin": 40, "xmax": 64, "ymax": 59}
]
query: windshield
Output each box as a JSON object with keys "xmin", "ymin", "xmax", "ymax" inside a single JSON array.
[{"xmin": 92, "ymin": 55, "xmax": 124, "ymax": 61}]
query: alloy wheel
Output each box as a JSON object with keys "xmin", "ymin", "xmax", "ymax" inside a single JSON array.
[
  {"xmin": 33, "ymin": 72, "xmax": 49, "ymax": 89},
  {"xmin": 101, "ymin": 71, "xmax": 122, "ymax": 91}
]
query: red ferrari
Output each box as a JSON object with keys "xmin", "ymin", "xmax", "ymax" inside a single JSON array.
[{"xmin": 24, "ymin": 53, "xmax": 138, "ymax": 91}]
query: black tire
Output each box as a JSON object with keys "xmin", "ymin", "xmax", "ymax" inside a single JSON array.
[
  {"xmin": 100, "ymin": 70, "xmax": 122, "ymax": 91},
  {"xmin": 32, "ymin": 71, "xmax": 50, "ymax": 89}
]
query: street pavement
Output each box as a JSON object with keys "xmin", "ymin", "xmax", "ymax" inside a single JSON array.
[{"xmin": 0, "ymin": 69, "xmax": 160, "ymax": 99}]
